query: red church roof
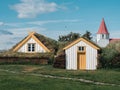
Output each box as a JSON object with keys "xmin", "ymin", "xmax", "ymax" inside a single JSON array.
[{"xmin": 97, "ymin": 18, "xmax": 109, "ymax": 34}]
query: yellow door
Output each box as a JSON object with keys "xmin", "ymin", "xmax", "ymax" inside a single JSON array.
[{"xmin": 78, "ymin": 53, "xmax": 86, "ymax": 70}]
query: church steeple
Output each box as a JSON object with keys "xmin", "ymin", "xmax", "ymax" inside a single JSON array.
[
  {"xmin": 96, "ymin": 18, "xmax": 109, "ymax": 47},
  {"xmin": 97, "ymin": 18, "xmax": 109, "ymax": 34}
]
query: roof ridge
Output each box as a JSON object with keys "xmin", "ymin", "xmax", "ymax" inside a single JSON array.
[{"xmin": 63, "ymin": 37, "xmax": 100, "ymax": 50}]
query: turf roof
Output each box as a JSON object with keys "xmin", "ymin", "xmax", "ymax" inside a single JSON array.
[{"xmin": 11, "ymin": 32, "xmax": 57, "ymax": 53}]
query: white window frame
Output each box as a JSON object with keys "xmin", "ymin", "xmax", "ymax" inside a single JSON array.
[
  {"xmin": 78, "ymin": 46, "xmax": 85, "ymax": 52},
  {"xmin": 27, "ymin": 43, "xmax": 36, "ymax": 52}
]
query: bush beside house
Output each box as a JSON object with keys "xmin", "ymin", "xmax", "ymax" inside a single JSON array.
[{"xmin": 98, "ymin": 42, "xmax": 120, "ymax": 68}]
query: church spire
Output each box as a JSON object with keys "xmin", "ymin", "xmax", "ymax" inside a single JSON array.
[
  {"xmin": 96, "ymin": 18, "xmax": 110, "ymax": 47},
  {"xmin": 97, "ymin": 18, "xmax": 109, "ymax": 34}
]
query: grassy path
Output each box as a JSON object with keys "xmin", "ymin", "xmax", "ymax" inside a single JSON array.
[{"xmin": 0, "ymin": 68, "xmax": 119, "ymax": 87}]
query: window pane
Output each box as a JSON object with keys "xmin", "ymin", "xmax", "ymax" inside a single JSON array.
[
  {"xmin": 28, "ymin": 44, "xmax": 31, "ymax": 51},
  {"xmin": 28, "ymin": 47, "xmax": 31, "ymax": 51},
  {"xmin": 79, "ymin": 47, "xmax": 81, "ymax": 51},
  {"xmin": 82, "ymin": 47, "xmax": 84, "ymax": 51},
  {"xmin": 32, "ymin": 44, "xmax": 35, "ymax": 51}
]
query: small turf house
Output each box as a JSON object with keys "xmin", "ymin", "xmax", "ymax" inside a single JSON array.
[
  {"xmin": 12, "ymin": 32, "xmax": 56, "ymax": 53},
  {"xmin": 63, "ymin": 38, "xmax": 100, "ymax": 70}
]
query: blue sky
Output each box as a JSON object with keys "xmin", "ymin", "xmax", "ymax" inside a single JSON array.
[{"xmin": 0, "ymin": 0, "xmax": 120, "ymax": 50}]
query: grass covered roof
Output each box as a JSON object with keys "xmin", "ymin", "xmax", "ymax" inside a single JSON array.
[{"xmin": 11, "ymin": 32, "xmax": 58, "ymax": 53}]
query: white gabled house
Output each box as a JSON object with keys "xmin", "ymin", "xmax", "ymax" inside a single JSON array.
[
  {"xmin": 63, "ymin": 38, "xmax": 100, "ymax": 70},
  {"xmin": 12, "ymin": 32, "xmax": 52, "ymax": 53}
]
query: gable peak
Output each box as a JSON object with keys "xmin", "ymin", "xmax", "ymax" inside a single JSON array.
[{"xmin": 28, "ymin": 31, "xmax": 36, "ymax": 35}]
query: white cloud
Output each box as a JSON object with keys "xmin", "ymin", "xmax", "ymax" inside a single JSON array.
[
  {"xmin": 5, "ymin": 22, "xmax": 25, "ymax": 27},
  {"xmin": 0, "ymin": 22, "xmax": 4, "ymax": 26},
  {"xmin": 4, "ymin": 19, "xmax": 80, "ymax": 27},
  {"xmin": 11, "ymin": 0, "xmax": 58, "ymax": 18},
  {"xmin": 27, "ymin": 19, "xmax": 80, "ymax": 25},
  {"xmin": 6, "ymin": 27, "xmax": 46, "ymax": 34}
]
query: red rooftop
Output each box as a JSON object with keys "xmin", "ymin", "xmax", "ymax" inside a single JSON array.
[{"xmin": 97, "ymin": 18, "xmax": 109, "ymax": 34}]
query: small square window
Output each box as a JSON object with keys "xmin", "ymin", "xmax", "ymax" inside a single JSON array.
[
  {"xmin": 27, "ymin": 43, "xmax": 35, "ymax": 52},
  {"xmin": 78, "ymin": 46, "xmax": 85, "ymax": 52}
]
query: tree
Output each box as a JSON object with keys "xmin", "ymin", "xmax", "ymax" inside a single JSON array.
[
  {"xmin": 58, "ymin": 32, "xmax": 80, "ymax": 42},
  {"xmin": 82, "ymin": 31, "xmax": 92, "ymax": 40},
  {"xmin": 98, "ymin": 47, "xmax": 119, "ymax": 68}
]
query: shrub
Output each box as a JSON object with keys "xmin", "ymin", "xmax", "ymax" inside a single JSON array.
[
  {"xmin": 98, "ymin": 42, "xmax": 120, "ymax": 68},
  {"xmin": 48, "ymin": 54, "xmax": 54, "ymax": 65},
  {"xmin": 111, "ymin": 54, "xmax": 120, "ymax": 68}
]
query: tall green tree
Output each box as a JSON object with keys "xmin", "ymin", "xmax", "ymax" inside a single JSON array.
[
  {"xmin": 58, "ymin": 32, "xmax": 80, "ymax": 42},
  {"xmin": 82, "ymin": 31, "xmax": 92, "ymax": 40}
]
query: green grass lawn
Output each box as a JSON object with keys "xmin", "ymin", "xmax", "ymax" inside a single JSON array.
[{"xmin": 0, "ymin": 65, "xmax": 120, "ymax": 90}]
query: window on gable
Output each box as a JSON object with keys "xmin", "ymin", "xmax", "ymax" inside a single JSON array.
[
  {"xmin": 28, "ymin": 44, "xmax": 31, "ymax": 52},
  {"xmin": 28, "ymin": 43, "xmax": 35, "ymax": 52},
  {"xmin": 78, "ymin": 46, "xmax": 85, "ymax": 52}
]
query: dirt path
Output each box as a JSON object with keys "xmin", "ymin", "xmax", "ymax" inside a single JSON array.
[{"xmin": 0, "ymin": 69, "xmax": 120, "ymax": 87}]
